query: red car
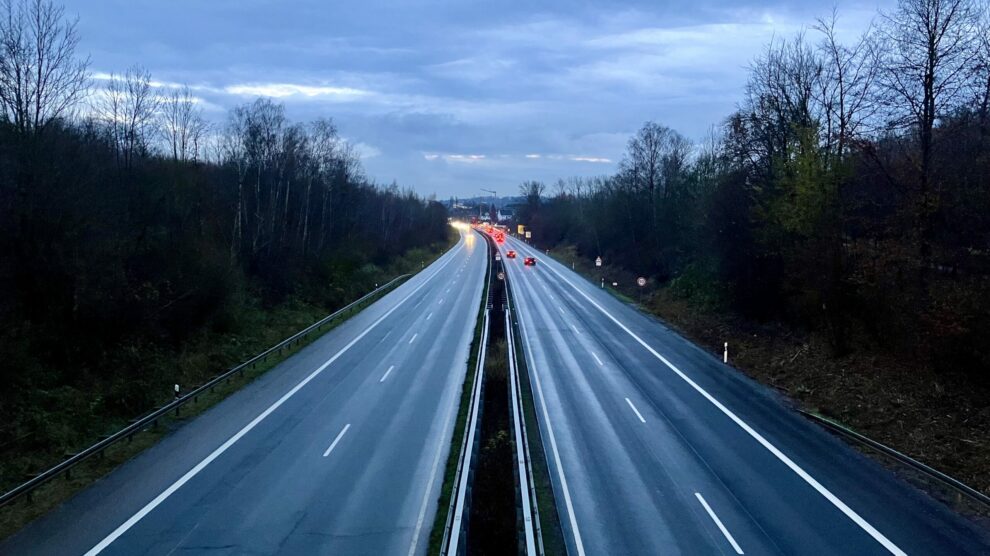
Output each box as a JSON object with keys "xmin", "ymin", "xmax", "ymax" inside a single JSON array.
[
  {"xmin": 524, "ymin": 256, "xmax": 536, "ymax": 266},
  {"xmin": 506, "ymin": 250, "xmax": 517, "ymax": 258}
]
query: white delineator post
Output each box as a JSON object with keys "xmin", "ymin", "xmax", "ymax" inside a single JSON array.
[{"xmin": 723, "ymin": 342, "xmax": 728, "ymax": 363}]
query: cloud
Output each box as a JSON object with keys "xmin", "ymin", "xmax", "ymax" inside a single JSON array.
[
  {"xmin": 570, "ymin": 156, "xmax": 612, "ymax": 163},
  {"xmin": 224, "ymin": 83, "xmax": 371, "ymax": 100},
  {"xmin": 67, "ymin": 0, "xmax": 886, "ymax": 197}
]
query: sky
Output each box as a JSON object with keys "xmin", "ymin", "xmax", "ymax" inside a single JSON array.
[{"xmin": 63, "ymin": 0, "xmax": 890, "ymax": 198}]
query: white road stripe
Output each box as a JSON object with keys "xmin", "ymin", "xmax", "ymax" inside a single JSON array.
[
  {"xmin": 536, "ymin": 254, "xmax": 907, "ymax": 556},
  {"xmin": 625, "ymin": 397, "xmax": 646, "ymax": 423},
  {"xmin": 426, "ymin": 312, "xmax": 433, "ymax": 320},
  {"xmin": 439, "ymin": 298, "xmax": 444, "ymax": 304},
  {"xmin": 592, "ymin": 352, "xmax": 604, "ymax": 366},
  {"xmin": 558, "ymin": 306, "xmax": 566, "ymax": 315},
  {"xmin": 695, "ymin": 492, "xmax": 744, "ymax": 554},
  {"xmin": 323, "ymin": 424, "xmax": 351, "ymax": 457},
  {"xmin": 409, "ymin": 333, "xmax": 418, "ymax": 344},
  {"xmin": 82, "ymin": 239, "xmax": 466, "ymax": 556},
  {"xmin": 571, "ymin": 324, "xmax": 581, "ymax": 335},
  {"xmin": 380, "ymin": 365, "xmax": 395, "ymax": 383},
  {"xmin": 517, "ymin": 284, "xmax": 587, "ymax": 556},
  {"xmin": 381, "ymin": 330, "xmax": 392, "ymax": 342}
]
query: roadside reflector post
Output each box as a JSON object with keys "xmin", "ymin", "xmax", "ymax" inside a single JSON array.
[
  {"xmin": 600, "ymin": 278, "xmax": 604, "ymax": 289},
  {"xmin": 723, "ymin": 343, "xmax": 728, "ymax": 363},
  {"xmin": 174, "ymin": 384, "xmax": 180, "ymax": 400}
]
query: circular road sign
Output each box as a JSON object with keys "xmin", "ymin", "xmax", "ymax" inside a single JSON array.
[
  {"xmin": 637, "ymin": 277, "xmax": 647, "ymax": 287},
  {"xmin": 498, "ymin": 272, "xmax": 505, "ymax": 281}
]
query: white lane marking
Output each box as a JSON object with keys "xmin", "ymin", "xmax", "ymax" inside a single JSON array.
[
  {"xmin": 406, "ymin": 245, "xmax": 490, "ymax": 556},
  {"xmin": 426, "ymin": 312, "xmax": 433, "ymax": 320},
  {"xmin": 592, "ymin": 352, "xmax": 604, "ymax": 366},
  {"xmin": 381, "ymin": 330, "xmax": 392, "ymax": 342},
  {"xmin": 517, "ymin": 288, "xmax": 587, "ymax": 556},
  {"xmin": 571, "ymin": 324, "xmax": 581, "ymax": 335},
  {"xmin": 558, "ymin": 306, "xmax": 566, "ymax": 315},
  {"xmin": 695, "ymin": 492, "xmax": 744, "ymax": 554},
  {"xmin": 537, "ymin": 258, "xmax": 907, "ymax": 556},
  {"xmin": 83, "ymin": 240, "xmax": 466, "ymax": 556},
  {"xmin": 625, "ymin": 397, "xmax": 646, "ymax": 423},
  {"xmin": 380, "ymin": 365, "xmax": 395, "ymax": 383},
  {"xmin": 409, "ymin": 333, "xmax": 418, "ymax": 344},
  {"xmin": 323, "ymin": 424, "xmax": 351, "ymax": 457},
  {"xmin": 439, "ymin": 298, "xmax": 444, "ymax": 305},
  {"xmin": 446, "ymin": 287, "xmax": 450, "ymax": 293}
]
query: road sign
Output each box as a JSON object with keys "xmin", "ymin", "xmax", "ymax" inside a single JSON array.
[
  {"xmin": 497, "ymin": 272, "xmax": 505, "ymax": 280},
  {"xmin": 525, "ymin": 231, "xmax": 531, "ymax": 239},
  {"xmin": 595, "ymin": 257, "xmax": 602, "ymax": 267},
  {"xmin": 517, "ymin": 224, "xmax": 525, "ymax": 235},
  {"xmin": 637, "ymin": 277, "xmax": 646, "ymax": 287},
  {"xmin": 495, "ymin": 254, "xmax": 501, "ymax": 261}
]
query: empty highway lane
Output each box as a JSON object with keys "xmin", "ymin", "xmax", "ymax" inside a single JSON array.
[
  {"xmin": 501, "ymin": 234, "xmax": 990, "ymax": 556},
  {"xmin": 1, "ymin": 229, "xmax": 487, "ymax": 556}
]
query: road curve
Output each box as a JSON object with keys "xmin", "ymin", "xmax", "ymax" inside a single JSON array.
[
  {"xmin": 501, "ymin": 234, "xmax": 990, "ymax": 556},
  {"xmin": 1, "ymin": 228, "xmax": 487, "ymax": 556}
]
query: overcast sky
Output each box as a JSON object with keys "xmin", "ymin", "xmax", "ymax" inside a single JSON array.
[{"xmin": 64, "ymin": 0, "xmax": 890, "ymax": 198}]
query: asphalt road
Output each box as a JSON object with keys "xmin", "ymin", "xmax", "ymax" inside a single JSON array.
[
  {"xmin": 1, "ymin": 228, "xmax": 487, "ymax": 556},
  {"xmin": 500, "ymin": 234, "xmax": 990, "ymax": 556}
]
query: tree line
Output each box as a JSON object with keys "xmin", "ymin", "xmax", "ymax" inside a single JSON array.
[
  {"xmin": 517, "ymin": 0, "xmax": 990, "ymax": 378},
  {"xmin": 0, "ymin": 0, "xmax": 448, "ymax": 459}
]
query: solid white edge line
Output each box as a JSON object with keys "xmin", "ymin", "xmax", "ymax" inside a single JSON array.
[
  {"xmin": 625, "ymin": 397, "xmax": 646, "ymax": 423},
  {"xmin": 380, "ymin": 365, "xmax": 395, "ymax": 383},
  {"xmin": 516, "ymin": 274, "xmax": 587, "ymax": 556},
  {"xmin": 695, "ymin": 492, "xmax": 745, "ymax": 555},
  {"xmin": 323, "ymin": 424, "xmax": 352, "ymax": 457},
  {"xmin": 410, "ymin": 229, "xmax": 486, "ymax": 556},
  {"xmin": 409, "ymin": 333, "xmax": 418, "ymax": 344},
  {"xmin": 592, "ymin": 352, "xmax": 604, "ymax": 366},
  {"xmin": 524, "ymin": 239, "xmax": 907, "ymax": 556},
  {"xmin": 83, "ymin": 238, "xmax": 466, "ymax": 556}
]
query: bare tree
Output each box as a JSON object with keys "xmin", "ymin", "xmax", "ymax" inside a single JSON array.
[
  {"xmin": 974, "ymin": 0, "xmax": 990, "ymax": 137},
  {"xmin": 875, "ymin": 0, "xmax": 980, "ymax": 267},
  {"xmin": 309, "ymin": 118, "xmax": 340, "ymax": 252},
  {"xmin": 159, "ymin": 85, "xmax": 207, "ymax": 162},
  {"xmin": 877, "ymin": 0, "xmax": 979, "ymax": 187},
  {"xmin": 814, "ymin": 9, "xmax": 880, "ymax": 158},
  {"xmin": 94, "ymin": 66, "xmax": 159, "ymax": 169},
  {"xmin": 0, "ymin": 0, "xmax": 88, "ymax": 135}
]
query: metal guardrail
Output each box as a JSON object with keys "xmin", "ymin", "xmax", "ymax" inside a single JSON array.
[
  {"xmin": 505, "ymin": 278, "xmax": 541, "ymax": 555},
  {"xmin": 799, "ymin": 410, "xmax": 990, "ymax": 510},
  {"xmin": 0, "ymin": 274, "xmax": 410, "ymax": 509},
  {"xmin": 441, "ymin": 228, "xmax": 491, "ymax": 555}
]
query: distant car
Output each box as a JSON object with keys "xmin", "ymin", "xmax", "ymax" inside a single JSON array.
[
  {"xmin": 506, "ymin": 250, "xmax": 517, "ymax": 258},
  {"xmin": 524, "ymin": 256, "xmax": 536, "ymax": 266}
]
